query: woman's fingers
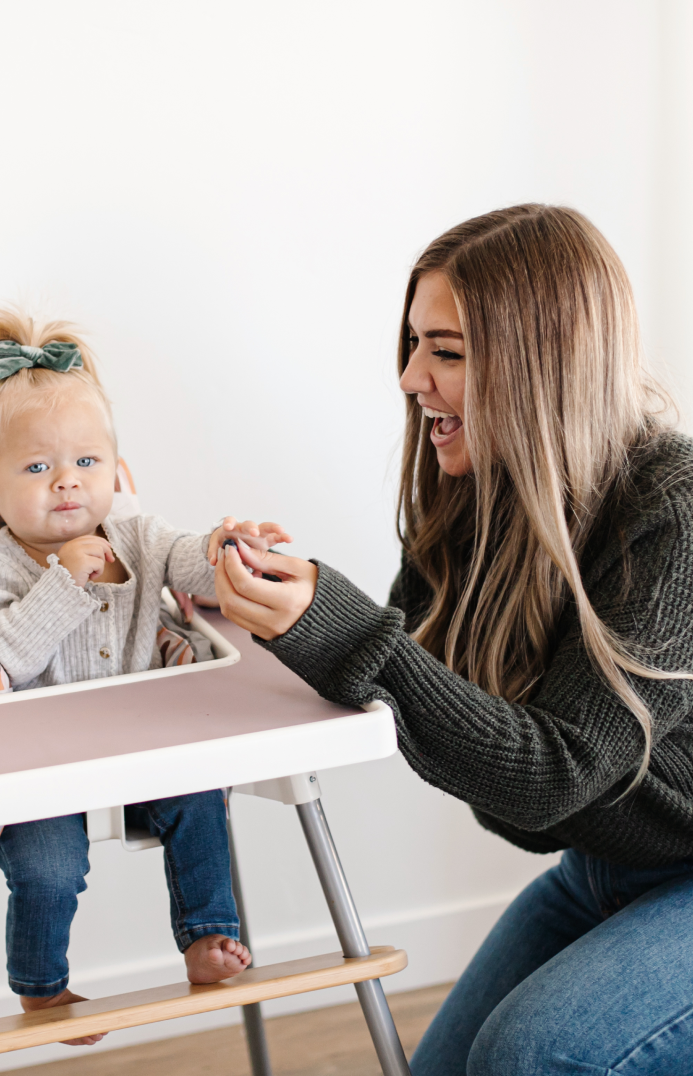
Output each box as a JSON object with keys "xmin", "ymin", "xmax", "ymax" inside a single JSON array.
[
  {"xmin": 233, "ymin": 539, "xmax": 293, "ymax": 577},
  {"xmin": 214, "ymin": 544, "xmax": 317, "ymax": 640}
]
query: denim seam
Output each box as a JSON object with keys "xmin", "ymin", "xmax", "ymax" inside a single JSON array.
[
  {"xmin": 585, "ymin": 855, "xmax": 603, "ymax": 911},
  {"xmin": 144, "ymin": 803, "xmax": 189, "ymax": 939},
  {"xmin": 143, "ymin": 798, "xmax": 238, "ymax": 951},
  {"xmin": 9, "ymin": 973, "xmax": 70, "ymax": 996},
  {"xmin": 176, "ymin": 922, "xmax": 240, "ymax": 952},
  {"xmin": 611, "ymin": 1001, "xmax": 693, "ymax": 1071}
]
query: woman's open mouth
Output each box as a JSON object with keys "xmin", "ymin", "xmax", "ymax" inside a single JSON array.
[{"xmin": 422, "ymin": 407, "xmax": 463, "ymax": 447}]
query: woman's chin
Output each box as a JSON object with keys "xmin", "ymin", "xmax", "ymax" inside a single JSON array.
[{"xmin": 434, "ymin": 439, "xmax": 472, "ymax": 477}]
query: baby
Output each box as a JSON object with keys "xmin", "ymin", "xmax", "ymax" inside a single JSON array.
[{"xmin": 0, "ymin": 315, "xmax": 290, "ymax": 1046}]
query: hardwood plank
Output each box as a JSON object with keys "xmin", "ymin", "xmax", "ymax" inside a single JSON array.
[
  {"xmin": 0, "ymin": 947, "xmax": 406, "ymax": 1053},
  {"xmin": 3, "ymin": 983, "xmax": 453, "ymax": 1076}
]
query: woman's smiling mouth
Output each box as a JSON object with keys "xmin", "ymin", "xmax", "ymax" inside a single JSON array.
[{"xmin": 421, "ymin": 405, "xmax": 464, "ymax": 446}]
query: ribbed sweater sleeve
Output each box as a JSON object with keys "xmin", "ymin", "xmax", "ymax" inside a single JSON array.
[
  {"xmin": 0, "ymin": 557, "xmax": 99, "ymax": 684},
  {"xmin": 165, "ymin": 533, "xmax": 216, "ymax": 598},
  {"xmin": 259, "ymin": 470, "xmax": 693, "ymax": 836}
]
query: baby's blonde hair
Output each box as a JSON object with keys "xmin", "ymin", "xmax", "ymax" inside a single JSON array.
[{"xmin": 0, "ymin": 308, "xmax": 116, "ymax": 450}]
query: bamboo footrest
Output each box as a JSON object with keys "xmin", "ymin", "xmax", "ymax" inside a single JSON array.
[{"xmin": 0, "ymin": 946, "xmax": 407, "ymax": 1052}]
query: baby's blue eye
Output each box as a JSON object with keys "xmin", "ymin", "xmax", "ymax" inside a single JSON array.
[
  {"xmin": 27, "ymin": 463, "xmax": 48, "ymax": 474},
  {"xmin": 77, "ymin": 457, "xmax": 96, "ymax": 467}
]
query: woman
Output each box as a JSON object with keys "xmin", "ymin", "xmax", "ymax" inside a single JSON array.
[{"xmin": 216, "ymin": 205, "xmax": 693, "ymax": 1074}]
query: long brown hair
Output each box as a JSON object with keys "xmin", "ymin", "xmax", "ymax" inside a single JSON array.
[{"xmin": 398, "ymin": 204, "xmax": 687, "ymax": 787}]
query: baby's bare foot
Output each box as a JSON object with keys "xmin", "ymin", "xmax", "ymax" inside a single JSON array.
[
  {"xmin": 184, "ymin": 935, "xmax": 251, "ymax": 983},
  {"xmin": 20, "ymin": 989, "xmax": 106, "ymax": 1046}
]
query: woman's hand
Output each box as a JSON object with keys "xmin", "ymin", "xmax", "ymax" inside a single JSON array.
[
  {"xmin": 208, "ymin": 517, "xmax": 293, "ymax": 567},
  {"xmin": 214, "ymin": 537, "xmax": 317, "ymax": 640}
]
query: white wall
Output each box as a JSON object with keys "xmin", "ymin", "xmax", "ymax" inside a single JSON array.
[{"xmin": 0, "ymin": 0, "xmax": 689, "ymax": 1066}]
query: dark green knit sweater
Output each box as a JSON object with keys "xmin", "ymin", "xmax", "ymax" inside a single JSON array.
[{"xmin": 261, "ymin": 433, "xmax": 693, "ymax": 868}]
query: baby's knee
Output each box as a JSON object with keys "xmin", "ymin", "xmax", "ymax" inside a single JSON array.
[
  {"xmin": 147, "ymin": 789, "xmax": 226, "ymax": 829},
  {"xmin": 0, "ymin": 816, "xmax": 89, "ymax": 894}
]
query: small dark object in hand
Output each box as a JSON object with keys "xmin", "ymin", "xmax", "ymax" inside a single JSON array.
[{"xmin": 222, "ymin": 537, "xmax": 280, "ymax": 582}]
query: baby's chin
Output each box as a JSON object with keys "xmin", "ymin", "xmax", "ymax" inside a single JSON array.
[{"xmin": 44, "ymin": 510, "xmax": 102, "ymax": 542}]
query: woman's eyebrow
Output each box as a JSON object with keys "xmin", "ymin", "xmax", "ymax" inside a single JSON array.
[{"xmin": 406, "ymin": 325, "xmax": 463, "ymax": 340}]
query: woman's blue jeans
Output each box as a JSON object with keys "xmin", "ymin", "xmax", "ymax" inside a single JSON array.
[
  {"xmin": 0, "ymin": 790, "xmax": 239, "ymax": 997},
  {"xmin": 411, "ymin": 849, "xmax": 693, "ymax": 1075}
]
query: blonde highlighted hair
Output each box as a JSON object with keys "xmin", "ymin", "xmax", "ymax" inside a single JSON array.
[
  {"xmin": 398, "ymin": 204, "xmax": 690, "ymax": 789},
  {"xmin": 0, "ymin": 308, "xmax": 115, "ymax": 447}
]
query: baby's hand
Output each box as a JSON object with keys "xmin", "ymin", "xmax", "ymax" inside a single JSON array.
[
  {"xmin": 208, "ymin": 517, "xmax": 293, "ymax": 567},
  {"xmin": 58, "ymin": 535, "xmax": 115, "ymax": 589}
]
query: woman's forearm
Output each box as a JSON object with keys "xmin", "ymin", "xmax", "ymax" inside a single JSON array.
[{"xmin": 258, "ymin": 560, "xmax": 691, "ymax": 831}]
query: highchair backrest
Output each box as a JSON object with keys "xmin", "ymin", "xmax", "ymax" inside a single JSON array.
[{"xmin": 112, "ymin": 458, "xmax": 141, "ymax": 523}]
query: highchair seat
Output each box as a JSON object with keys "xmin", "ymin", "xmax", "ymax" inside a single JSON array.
[{"xmin": 86, "ymin": 803, "xmax": 161, "ymax": 851}]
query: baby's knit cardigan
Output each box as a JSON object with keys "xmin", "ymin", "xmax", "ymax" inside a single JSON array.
[
  {"xmin": 0, "ymin": 515, "xmax": 216, "ymax": 690},
  {"xmin": 260, "ymin": 433, "xmax": 693, "ymax": 868}
]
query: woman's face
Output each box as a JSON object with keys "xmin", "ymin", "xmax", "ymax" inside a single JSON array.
[{"xmin": 400, "ymin": 271, "xmax": 471, "ymax": 476}]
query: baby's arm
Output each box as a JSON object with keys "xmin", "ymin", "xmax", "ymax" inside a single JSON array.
[
  {"xmin": 0, "ymin": 560, "xmax": 100, "ymax": 687},
  {"xmin": 165, "ymin": 517, "xmax": 292, "ymax": 599}
]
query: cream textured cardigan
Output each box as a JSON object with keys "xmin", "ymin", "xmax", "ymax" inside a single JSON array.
[{"xmin": 0, "ymin": 515, "xmax": 216, "ymax": 691}]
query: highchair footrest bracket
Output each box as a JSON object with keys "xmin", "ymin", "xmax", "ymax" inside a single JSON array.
[
  {"xmin": 233, "ymin": 772, "xmax": 322, "ymax": 805},
  {"xmin": 85, "ymin": 806, "xmax": 161, "ymax": 852}
]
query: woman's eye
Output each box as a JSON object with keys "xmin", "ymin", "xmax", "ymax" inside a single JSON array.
[
  {"xmin": 27, "ymin": 463, "xmax": 48, "ymax": 474},
  {"xmin": 77, "ymin": 457, "xmax": 96, "ymax": 468},
  {"xmin": 433, "ymin": 348, "xmax": 463, "ymax": 360}
]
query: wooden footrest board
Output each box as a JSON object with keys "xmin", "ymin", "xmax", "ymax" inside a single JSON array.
[{"xmin": 0, "ymin": 946, "xmax": 407, "ymax": 1053}]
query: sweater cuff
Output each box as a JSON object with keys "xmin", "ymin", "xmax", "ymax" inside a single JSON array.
[
  {"xmin": 17, "ymin": 556, "xmax": 100, "ymax": 643},
  {"xmin": 256, "ymin": 561, "xmax": 405, "ymax": 696},
  {"xmin": 45, "ymin": 555, "xmax": 102, "ymax": 617}
]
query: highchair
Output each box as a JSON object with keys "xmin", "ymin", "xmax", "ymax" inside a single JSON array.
[{"xmin": 0, "ymin": 461, "xmax": 412, "ymax": 1076}]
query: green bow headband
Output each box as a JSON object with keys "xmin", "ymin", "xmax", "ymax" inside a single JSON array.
[{"xmin": 0, "ymin": 340, "xmax": 83, "ymax": 380}]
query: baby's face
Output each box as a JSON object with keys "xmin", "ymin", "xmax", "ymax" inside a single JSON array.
[{"xmin": 0, "ymin": 396, "xmax": 117, "ymax": 552}]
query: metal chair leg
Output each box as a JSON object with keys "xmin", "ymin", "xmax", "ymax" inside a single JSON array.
[
  {"xmin": 226, "ymin": 795, "xmax": 273, "ymax": 1076},
  {"xmin": 296, "ymin": 798, "xmax": 411, "ymax": 1076}
]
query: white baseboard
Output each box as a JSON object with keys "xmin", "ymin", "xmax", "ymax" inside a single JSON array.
[{"xmin": 0, "ymin": 892, "xmax": 515, "ymax": 1070}]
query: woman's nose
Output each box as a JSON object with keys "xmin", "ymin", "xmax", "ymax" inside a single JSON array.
[{"xmin": 399, "ymin": 351, "xmax": 436, "ymax": 395}]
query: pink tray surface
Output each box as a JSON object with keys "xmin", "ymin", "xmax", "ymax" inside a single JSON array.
[{"xmin": 0, "ymin": 613, "xmax": 357, "ymax": 776}]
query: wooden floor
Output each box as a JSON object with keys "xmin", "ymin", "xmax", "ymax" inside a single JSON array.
[{"xmin": 5, "ymin": 984, "xmax": 451, "ymax": 1076}]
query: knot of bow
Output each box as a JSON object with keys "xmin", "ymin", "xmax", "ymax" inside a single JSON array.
[{"xmin": 0, "ymin": 340, "xmax": 83, "ymax": 380}]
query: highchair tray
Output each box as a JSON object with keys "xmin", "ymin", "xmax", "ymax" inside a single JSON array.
[
  {"xmin": 0, "ymin": 614, "xmax": 395, "ymax": 828},
  {"xmin": 0, "ymin": 588, "xmax": 240, "ymax": 707}
]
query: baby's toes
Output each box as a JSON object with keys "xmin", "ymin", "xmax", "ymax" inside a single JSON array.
[{"xmin": 220, "ymin": 940, "xmax": 249, "ymax": 970}]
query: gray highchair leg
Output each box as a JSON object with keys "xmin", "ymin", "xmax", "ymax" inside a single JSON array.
[
  {"xmin": 226, "ymin": 802, "xmax": 273, "ymax": 1076},
  {"xmin": 296, "ymin": 799, "xmax": 412, "ymax": 1076}
]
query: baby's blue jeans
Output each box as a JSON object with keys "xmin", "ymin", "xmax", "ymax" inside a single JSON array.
[
  {"xmin": 0, "ymin": 790, "xmax": 239, "ymax": 997},
  {"xmin": 411, "ymin": 848, "xmax": 693, "ymax": 1075}
]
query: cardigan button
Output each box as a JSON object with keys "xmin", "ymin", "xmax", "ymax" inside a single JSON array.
[
  {"xmin": 100, "ymin": 602, "xmax": 109, "ymax": 612},
  {"xmin": 99, "ymin": 647, "xmax": 110, "ymax": 659}
]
